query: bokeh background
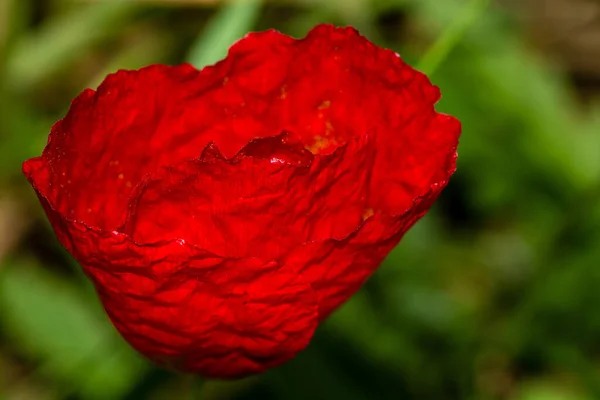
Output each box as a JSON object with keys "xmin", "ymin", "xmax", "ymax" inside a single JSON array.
[{"xmin": 2, "ymin": 0, "xmax": 600, "ymax": 399}]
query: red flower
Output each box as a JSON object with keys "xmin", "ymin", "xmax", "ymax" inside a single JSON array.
[{"xmin": 22, "ymin": 24, "xmax": 460, "ymax": 378}]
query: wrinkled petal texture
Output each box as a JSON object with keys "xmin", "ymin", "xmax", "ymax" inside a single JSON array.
[{"xmin": 22, "ymin": 24, "xmax": 460, "ymax": 378}]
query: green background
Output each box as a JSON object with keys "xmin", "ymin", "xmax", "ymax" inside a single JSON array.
[{"xmin": 1, "ymin": 0, "xmax": 600, "ymax": 399}]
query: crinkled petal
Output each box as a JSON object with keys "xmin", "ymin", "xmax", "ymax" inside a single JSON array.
[
  {"xmin": 22, "ymin": 23, "xmax": 461, "ymax": 379},
  {"xmin": 123, "ymin": 132, "xmax": 376, "ymax": 259},
  {"xmin": 29, "ymin": 24, "xmax": 458, "ymax": 235},
  {"xmin": 21, "ymin": 180, "xmax": 318, "ymax": 378},
  {"xmin": 283, "ymin": 185, "xmax": 444, "ymax": 318}
]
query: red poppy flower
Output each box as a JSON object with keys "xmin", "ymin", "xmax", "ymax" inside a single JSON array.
[{"xmin": 22, "ymin": 24, "xmax": 460, "ymax": 378}]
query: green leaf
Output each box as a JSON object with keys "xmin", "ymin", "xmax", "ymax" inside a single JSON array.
[{"xmin": 0, "ymin": 259, "xmax": 147, "ymax": 400}]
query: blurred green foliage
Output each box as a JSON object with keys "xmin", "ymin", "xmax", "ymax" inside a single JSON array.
[{"xmin": 1, "ymin": 0, "xmax": 600, "ymax": 399}]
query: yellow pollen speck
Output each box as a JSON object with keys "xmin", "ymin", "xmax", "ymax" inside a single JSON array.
[
  {"xmin": 318, "ymin": 100, "xmax": 331, "ymax": 110},
  {"xmin": 306, "ymin": 136, "xmax": 331, "ymax": 154},
  {"xmin": 362, "ymin": 208, "xmax": 374, "ymax": 221},
  {"xmin": 305, "ymin": 118, "xmax": 340, "ymax": 154},
  {"xmin": 223, "ymin": 77, "xmax": 229, "ymax": 85},
  {"xmin": 118, "ymin": 173, "xmax": 124, "ymax": 179},
  {"xmin": 325, "ymin": 120, "xmax": 334, "ymax": 135},
  {"xmin": 126, "ymin": 181, "xmax": 132, "ymax": 188},
  {"xmin": 280, "ymin": 85, "xmax": 287, "ymax": 99}
]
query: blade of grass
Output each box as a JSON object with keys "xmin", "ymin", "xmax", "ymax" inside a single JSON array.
[
  {"xmin": 186, "ymin": 0, "xmax": 262, "ymax": 69},
  {"xmin": 6, "ymin": 1, "xmax": 140, "ymax": 91},
  {"xmin": 417, "ymin": 0, "xmax": 489, "ymax": 76}
]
